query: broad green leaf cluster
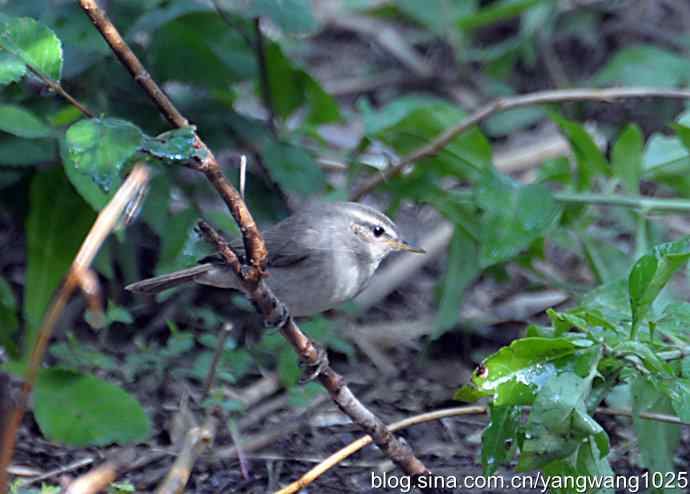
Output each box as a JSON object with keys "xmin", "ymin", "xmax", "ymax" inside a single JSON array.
[{"xmin": 457, "ymin": 237, "xmax": 690, "ymax": 489}]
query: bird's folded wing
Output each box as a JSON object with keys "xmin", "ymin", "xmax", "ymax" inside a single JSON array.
[{"xmin": 201, "ymin": 231, "xmax": 310, "ymax": 269}]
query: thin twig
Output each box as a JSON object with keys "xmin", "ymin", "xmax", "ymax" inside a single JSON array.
[
  {"xmin": 0, "ymin": 33, "xmax": 94, "ymax": 117},
  {"xmin": 82, "ymin": 0, "xmax": 269, "ymax": 276},
  {"xmin": 217, "ymin": 393, "xmax": 330, "ymax": 459},
  {"xmin": 276, "ymin": 403, "xmax": 689, "ymax": 494},
  {"xmin": 275, "ymin": 406, "xmax": 487, "ymax": 494},
  {"xmin": 0, "ymin": 165, "xmax": 150, "ymax": 493},
  {"xmin": 26, "ymin": 66, "xmax": 95, "ymax": 118},
  {"xmin": 23, "ymin": 457, "xmax": 95, "ymax": 487},
  {"xmin": 211, "ymin": 0, "xmax": 254, "ymax": 49},
  {"xmin": 254, "ymin": 17, "xmax": 277, "ymax": 135},
  {"xmin": 64, "ymin": 449, "xmax": 136, "ymax": 494},
  {"xmin": 202, "ymin": 322, "xmax": 234, "ymax": 401},
  {"xmin": 154, "ymin": 415, "xmax": 217, "ymax": 494},
  {"xmin": 446, "ymin": 189, "xmax": 690, "ymax": 213},
  {"xmin": 596, "ymin": 407, "xmax": 687, "ymax": 426},
  {"xmin": 77, "ymin": 0, "xmax": 433, "ymax": 484},
  {"xmin": 554, "ymin": 191, "xmax": 690, "ymax": 212},
  {"xmin": 80, "ymin": 0, "xmax": 187, "ymax": 128},
  {"xmin": 350, "ymin": 87, "xmax": 690, "ymax": 200}
]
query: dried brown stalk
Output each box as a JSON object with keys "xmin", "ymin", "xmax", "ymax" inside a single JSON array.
[
  {"xmin": 0, "ymin": 165, "xmax": 150, "ymax": 493},
  {"xmin": 154, "ymin": 416, "xmax": 217, "ymax": 494},
  {"xmin": 64, "ymin": 449, "xmax": 136, "ymax": 494}
]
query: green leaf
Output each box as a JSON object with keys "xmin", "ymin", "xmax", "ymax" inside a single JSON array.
[
  {"xmin": 221, "ymin": 0, "xmax": 317, "ymax": 34},
  {"xmin": 0, "ymin": 135, "xmax": 56, "ymax": 166},
  {"xmin": 485, "ymin": 106, "xmax": 545, "ymax": 137},
  {"xmin": 127, "ymin": 1, "xmax": 214, "ymax": 35},
  {"xmin": 150, "ymin": 12, "xmax": 256, "ymax": 89},
  {"xmin": 594, "ymin": 45, "xmax": 690, "ymax": 88},
  {"xmin": 481, "ymin": 404, "xmax": 519, "ymax": 475},
  {"xmin": 579, "ymin": 233, "xmax": 630, "ymax": 284},
  {"xmin": 278, "ymin": 347, "xmax": 300, "ymax": 388},
  {"xmin": 63, "ymin": 158, "xmax": 114, "ymax": 211},
  {"xmin": 362, "ymin": 95, "xmax": 442, "ymax": 135},
  {"xmin": 142, "ymin": 127, "xmax": 205, "ymax": 162},
  {"xmin": 24, "ymin": 168, "xmax": 95, "ymax": 357},
  {"xmin": 520, "ymin": 371, "xmax": 608, "ymax": 472},
  {"xmin": 303, "ymin": 74, "xmax": 341, "ymax": 125},
  {"xmin": 643, "ymin": 133, "xmax": 689, "ymax": 176},
  {"xmin": 0, "ymin": 16, "xmax": 63, "ymax": 81},
  {"xmin": 34, "ymin": 368, "xmax": 150, "ymax": 446},
  {"xmin": 0, "ymin": 51, "xmax": 26, "ymax": 85},
  {"xmin": 156, "ymin": 209, "xmax": 214, "ymax": 275},
  {"xmin": 457, "ymin": 0, "xmax": 544, "ymax": 30},
  {"xmin": 432, "ymin": 228, "xmax": 479, "ymax": 338},
  {"xmin": 672, "ymin": 122, "xmax": 690, "ymax": 152},
  {"xmin": 612, "ymin": 124, "xmax": 642, "ymax": 194},
  {"xmin": 631, "ymin": 376, "xmax": 681, "ymax": 492},
  {"xmin": 578, "ymin": 438, "xmax": 615, "ymax": 479},
  {"xmin": 0, "ymin": 277, "xmax": 18, "ymax": 357},
  {"xmin": 140, "ymin": 174, "xmax": 171, "ymax": 236},
  {"xmin": 578, "ymin": 279, "xmax": 631, "ymax": 328},
  {"xmin": 63, "ymin": 118, "xmax": 143, "ymax": 192},
  {"xmin": 628, "ymin": 238, "xmax": 690, "ymax": 338},
  {"xmin": 362, "ymin": 97, "xmax": 492, "ymax": 183},
  {"xmin": 261, "ymin": 42, "xmax": 340, "ymax": 124},
  {"xmin": 262, "ymin": 41, "xmax": 306, "ymax": 119},
  {"xmin": 659, "ymin": 379, "xmax": 690, "ymax": 423},
  {"xmin": 477, "ymin": 172, "xmax": 561, "ymax": 267},
  {"xmin": 397, "ymin": 0, "xmax": 475, "ymax": 35},
  {"xmin": 262, "ymin": 141, "xmax": 325, "ymax": 195},
  {"xmin": 550, "ymin": 113, "xmax": 608, "ymax": 190},
  {"xmin": 0, "ymin": 104, "xmax": 52, "ymax": 139},
  {"xmin": 457, "ymin": 337, "xmax": 589, "ymax": 406},
  {"xmin": 611, "ymin": 340, "xmax": 673, "ymax": 376},
  {"xmin": 655, "ymin": 303, "xmax": 690, "ymax": 340}
]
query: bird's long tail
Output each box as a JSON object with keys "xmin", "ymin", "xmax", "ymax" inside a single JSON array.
[{"xmin": 125, "ymin": 263, "xmax": 214, "ymax": 294}]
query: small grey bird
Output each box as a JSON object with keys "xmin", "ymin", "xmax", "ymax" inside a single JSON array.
[{"xmin": 126, "ymin": 201, "xmax": 424, "ymax": 316}]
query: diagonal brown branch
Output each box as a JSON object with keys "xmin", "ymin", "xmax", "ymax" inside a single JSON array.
[
  {"xmin": 350, "ymin": 87, "xmax": 690, "ymax": 200},
  {"xmin": 79, "ymin": 0, "xmax": 268, "ymax": 277},
  {"xmin": 77, "ymin": 0, "xmax": 434, "ymax": 486}
]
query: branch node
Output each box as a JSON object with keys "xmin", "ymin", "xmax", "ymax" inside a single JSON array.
[{"xmin": 298, "ymin": 344, "xmax": 330, "ymax": 384}]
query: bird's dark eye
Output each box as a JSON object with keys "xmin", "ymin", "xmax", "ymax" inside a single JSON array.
[{"xmin": 372, "ymin": 225, "xmax": 385, "ymax": 237}]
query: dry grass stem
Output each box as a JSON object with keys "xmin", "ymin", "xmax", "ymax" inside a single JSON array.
[{"xmin": 0, "ymin": 165, "xmax": 150, "ymax": 492}]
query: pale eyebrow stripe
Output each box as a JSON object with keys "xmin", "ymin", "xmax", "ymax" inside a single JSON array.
[{"xmin": 345, "ymin": 207, "xmax": 396, "ymax": 233}]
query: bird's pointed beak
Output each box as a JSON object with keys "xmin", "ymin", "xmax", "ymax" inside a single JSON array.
[{"xmin": 389, "ymin": 239, "xmax": 426, "ymax": 254}]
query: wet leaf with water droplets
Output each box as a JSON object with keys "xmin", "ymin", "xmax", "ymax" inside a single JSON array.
[
  {"xmin": 143, "ymin": 127, "xmax": 205, "ymax": 162},
  {"xmin": 63, "ymin": 118, "xmax": 143, "ymax": 193}
]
